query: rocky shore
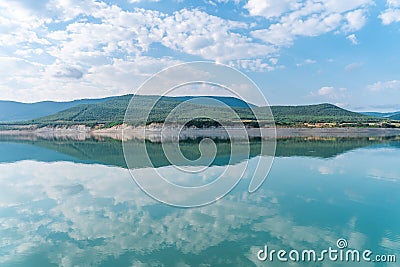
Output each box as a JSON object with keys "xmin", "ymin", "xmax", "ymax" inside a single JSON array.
[{"xmin": 1, "ymin": 124, "xmax": 400, "ymax": 141}]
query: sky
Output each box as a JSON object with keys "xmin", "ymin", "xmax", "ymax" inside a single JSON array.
[{"xmin": 0, "ymin": 0, "xmax": 400, "ymax": 111}]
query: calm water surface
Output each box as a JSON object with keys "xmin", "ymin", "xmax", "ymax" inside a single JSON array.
[{"xmin": 0, "ymin": 137, "xmax": 399, "ymax": 266}]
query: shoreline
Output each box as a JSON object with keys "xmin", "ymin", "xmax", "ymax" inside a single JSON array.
[{"xmin": 1, "ymin": 125, "xmax": 400, "ymax": 141}]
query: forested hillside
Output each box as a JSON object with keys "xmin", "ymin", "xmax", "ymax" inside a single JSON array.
[{"xmin": 24, "ymin": 95, "xmax": 381, "ymax": 127}]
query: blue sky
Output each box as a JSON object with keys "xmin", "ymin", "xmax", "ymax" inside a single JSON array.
[{"xmin": 1, "ymin": 0, "xmax": 400, "ymax": 111}]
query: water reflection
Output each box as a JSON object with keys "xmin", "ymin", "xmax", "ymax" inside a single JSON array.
[
  {"xmin": 1, "ymin": 135, "xmax": 400, "ymax": 168},
  {"xmin": 0, "ymin": 137, "xmax": 399, "ymax": 266}
]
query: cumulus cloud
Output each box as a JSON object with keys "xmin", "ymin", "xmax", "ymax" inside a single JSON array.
[
  {"xmin": 0, "ymin": 0, "xmax": 377, "ymax": 102},
  {"xmin": 129, "ymin": 0, "xmax": 160, "ymax": 3},
  {"xmin": 233, "ymin": 59, "xmax": 275, "ymax": 72},
  {"xmin": 380, "ymin": 9, "xmax": 400, "ymax": 24},
  {"xmin": 344, "ymin": 62, "xmax": 363, "ymax": 71},
  {"xmin": 342, "ymin": 9, "xmax": 367, "ymax": 32},
  {"xmin": 379, "ymin": 0, "xmax": 400, "ymax": 24},
  {"xmin": 52, "ymin": 66, "xmax": 84, "ymax": 79},
  {"xmin": 0, "ymin": 1, "xmax": 283, "ymax": 101},
  {"xmin": 368, "ymin": 80, "xmax": 400, "ymax": 91},
  {"xmin": 310, "ymin": 86, "xmax": 350, "ymax": 100},
  {"xmin": 296, "ymin": 58, "xmax": 316, "ymax": 67},
  {"xmin": 159, "ymin": 9, "xmax": 277, "ymax": 65},
  {"xmin": 346, "ymin": 33, "xmax": 359, "ymax": 45},
  {"xmin": 244, "ymin": 0, "xmax": 301, "ymax": 19},
  {"xmin": 318, "ymin": 86, "xmax": 335, "ymax": 96},
  {"xmin": 249, "ymin": 0, "xmax": 372, "ymax": 46}
]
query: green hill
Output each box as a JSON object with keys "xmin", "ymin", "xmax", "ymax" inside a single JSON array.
[
  {"xmin": 389, "ymin": 113, "xmax": 400, "ymax": 120},
  {"xmin": 2, "ymin": 95, "xmax": 382, "ymax": 127},
  {"xmin": 269, "ymin": 103, "xmax": 375, "ymax": 125},
  {"xmin": 30, "ymin": 95, "xmax": 267, "ymax": 127},
  {"xmin": 32, "ymin": 95, "xmax": 132, "ymax": 126},
  {"xmin": 0, "ymin": 97, "xmax": 114, "ymax": 122},
  {"xmin": 361, "ymin": 111, "xmax": 400, "ymax": 118}
]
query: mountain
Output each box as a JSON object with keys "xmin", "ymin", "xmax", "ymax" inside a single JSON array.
[
  {"xmin": 0, "ymin": 97, "xmax": 114, "ymax": 122},
  {"xmin": 389, "ymin": 113, "xmax": 400, "ymax": 120},
  {"xmin": 30, "ymin": 95, "xmax": 262, "ymax": 127},
  {"xmin": 0, "ymin": 95, "xmax": 256, "ymax": 123},
  {"xmin": 0, "ymin": 95, "xmax": 383, "ymax": 127},
  {"xmin": 169, "ymin": 96, "xmax": 255, "ymax": 108},
  {"xmin": 360, "ymin": 111, "xmax": 400, "ymax": 118},
  {"xmin": 271, "ymin": 103, "xmax": 363, "ymax": 117},
  {"xmin": 269, "ymin": 103, "xmax": 374, "ymax": 125},
  {"xmin": 24, "ymin": 95, "xmax": 376, "ymax": 127}
]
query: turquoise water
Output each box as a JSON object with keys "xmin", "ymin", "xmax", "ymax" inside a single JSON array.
[{"xmin": 0, "ymin": 137, "xmax": 399, "ymax": 266}]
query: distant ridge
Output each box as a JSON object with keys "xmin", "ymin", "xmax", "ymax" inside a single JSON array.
[
  {"xmin": 269, "ymin": 103, "xmax": 374, "ymax": 125},
  {"xmin": 0, "ymin": 95, "xmax": 389, "ymax": 127},
  {"xmin": 170, "ymin": 96, "xmax": 255, "ymax": 108},
  {"xmin": 29, "ymin": 95, "xmax": 262, "ymax": 126},
  {"xmin": 16, "ymin": 96, "xmax": 379, "ymax": 127},
  {"xmin": 0, "ymin": 94, "xmax": 258, "ymax": 123},
  {"xmin": 389, "ymin": 113, "xmax": 400, "ymax": 120},
  {"xmin": 0, "ymin": 97, "xmax": 114, "ymax": 122},
  {"xmin": 360, "ymin": 111, "xmax": 400, "ymax": 119},
  {"xmin": 271, "ymin": 103, "xmax": 362, "ymax": 117}
]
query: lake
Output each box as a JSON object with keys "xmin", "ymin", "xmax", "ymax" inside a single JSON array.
[{"xmin": 0, "ymin": 136, "xmax": 399, "ymax": 266}]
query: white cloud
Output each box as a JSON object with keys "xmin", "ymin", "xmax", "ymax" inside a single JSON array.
[
  {"xmin": 251, "ymin": 27, "xmax": 293, "ymax": 47},
  {"xmin": 346, "ymin": 33, "xmax": 359, "ymax": 45},
  {"xmin": 47, "ymin": 0, "xmax": 107, "ymax": 21},
  {"xmin": 0, "ymin": 0, "xmax": 378, "ymax": 102},
  {"xmin": 249, "ymin": 0, "xmax": 372, "ymax": 46},
  {"xmin": 215, "ymin": 0, "xmax": 242, "ymax": 4},
  {"xmin": 379, "ymin": 0, "xmax": 400, "ymax": 24},
  {"xmin": 0, "ymin": 54, "xmax": 180, "ymax": 103},
  {"xmin": 50, "ymin": 64, "xmax": 84, "ymax": 79},
  {"xmin": 318, "ymin": 86, "xmax": 335, "ymax": 96},
  {"xmin": 368, "ymin": 80, "xmax": 400, "ymax": 91},
  {"xmin": 232, "ymin": 59, "xmax": 274, "ymax": 72},
  {"xmin": 342, "ymin": 9, "xmax": 367, "ymax": 32},
  {"xmin": 388, "ymin": 0, "xmax": 400, "ymax": 7},
  {"xmin": 310, "ymin": 86, "xmax": 350, "ymax": 100},
  {"xmin": 160, "ymin": 9, "xmax": 276, "ymax": 63},
  {"xmin": 0, "ymin": 1, "xmax": 285, "ymax": 102},
  {"xmin": 0, "ymin": 1, "xmax": 51, "ymax": 48},
  {"xmin": 292, "ymin": 13, "xmax": 342, "ymax": 36},
  {"xmin": 344, "ymin": 62, "xmax": 363, "ymax": 71},
  {"xmin": 244, "ymin": 0, "xmax": 301, "ymax": 19},
  {"xmin": 322, "ymin": 0, "xmax": 373, "ymax": 13},
  {"xmin": 379, "ymin": 9, "xmax": 400, "ymax": 24},
  {"xmin": 296, "ymin": 58, "xmax": 316, "ymax": 67},
  {"xmin": 129, "ymin": 0, "xmax": 160, "ymax": 3}
]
